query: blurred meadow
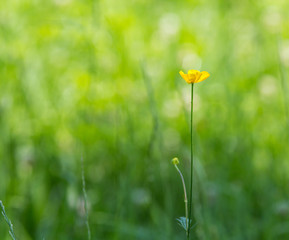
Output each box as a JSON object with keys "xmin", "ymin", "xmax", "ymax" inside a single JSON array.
[{"xmin": 1, "ymin": 0, "xmax": 289, "ymax": 239}]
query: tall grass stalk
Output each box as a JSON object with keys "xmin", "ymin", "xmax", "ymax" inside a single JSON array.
[
  {"xmin": 0, "ymin": 200, "xmax": 17, "ymax": 240},
  {"xmin": 141, "ymin": 62, "xmax": 161, "ymax": 157},
  {"xmin": 142, "ymin": 62, "xmax": 174, "ymax": 239},
  {"xmin": 81, "ymin": 153, "xmax": 91, "ymax": 240},
  {"xmin": 277, "ymin": 37, "xmax": 289, "ymax": 131},
  {"xmin": 188, "ymin": 83, "xmax": 194, "ymax": 239}
]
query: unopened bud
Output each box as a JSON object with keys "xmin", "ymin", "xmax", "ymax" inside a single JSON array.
[{"xmin": 172, "ymin": 157, "xmax": 179, "ymax": 165}]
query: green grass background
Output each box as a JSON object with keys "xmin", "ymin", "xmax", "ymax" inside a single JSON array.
[{"xmin": 1, "ymin": 0, "xmax": 289, "ymax": 239}]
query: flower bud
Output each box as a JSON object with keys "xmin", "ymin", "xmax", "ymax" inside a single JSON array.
[{"xmin": 172, "ymin": 157, "xmax": 179, "ymax": 165}]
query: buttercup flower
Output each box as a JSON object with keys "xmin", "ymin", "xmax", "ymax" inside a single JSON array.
[{"xmin": 179, "ymin": 69, "xmax": 210, "ymax": 84}]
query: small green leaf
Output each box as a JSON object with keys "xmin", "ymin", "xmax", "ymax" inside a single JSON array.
[
  {"xmin": 176, "ymin": 217, "xmax": 197, "ymax": 231},
  {"xmin": 190, "ymin": 222, "xmax": 197, "ymax": 230},
  {"xmin": 176, "ymin": 217, "xmax": 187, "ymax": 230}
]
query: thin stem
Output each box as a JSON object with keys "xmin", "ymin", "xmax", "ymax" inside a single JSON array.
[
  {"xmin": 81, "ymin": 152, "xmax": 91, "ymax": 240},
  {"xmin": 188, "ymin": 83, "xmax": 194, "ymax": 239},
  {"xmin": 276, "ymin": 36, "xmax": 289, "ymax": 133},
  {"xmin": 0, "ymin": 200, "xmax": 17, "ymax": 240},
  {"xmin": 174, "ymin": 165, "xmax": 188, "ymax": 237}
]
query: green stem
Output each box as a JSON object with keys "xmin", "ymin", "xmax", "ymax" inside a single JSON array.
[
  {"xmin": 0, "ymin": 201, "xmax": 17, "ymax": 240},
  {"xmin": 174, "ymin": 164, "xmax": 188, "ymax": 237},
  {"xmin": 188, "ymin": 83, "xmax": 194, "ymax": 239}
]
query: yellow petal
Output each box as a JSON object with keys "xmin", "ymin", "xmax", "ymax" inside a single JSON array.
[
  {"xmin": 188, "ymin": 69, "xmax": 200, "ymax": 75},
  {"xmin": 179, "ymin": 71, "xmax": 191, "ymax": 83},
  {"xmin": 188, "ymin": 69, "xmax": 201, "ymax": 83},
  {"xmin": 196, "ymin": 71, "xmax": 210, "ymax": 83},
  {"xmin": 195, "ymin": 71, "xmax": 202, "ymax": 83},
  {"xmin": 187, "ymin": 74, "xmax": 194, "ymax": 83}
]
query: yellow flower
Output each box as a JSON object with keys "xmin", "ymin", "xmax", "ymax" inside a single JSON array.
[
  {"xmin": 172, "ymin": 157, "xmax": 179, "ymax": 165},
  {"xmin": 179, "ymin": 69, "xmax": 210, "ymax": 84}
]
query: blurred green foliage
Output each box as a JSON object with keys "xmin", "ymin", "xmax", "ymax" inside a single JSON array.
[{"xmin": 1, "ymin": 0, "xmax": 289, "ymax": 239}]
